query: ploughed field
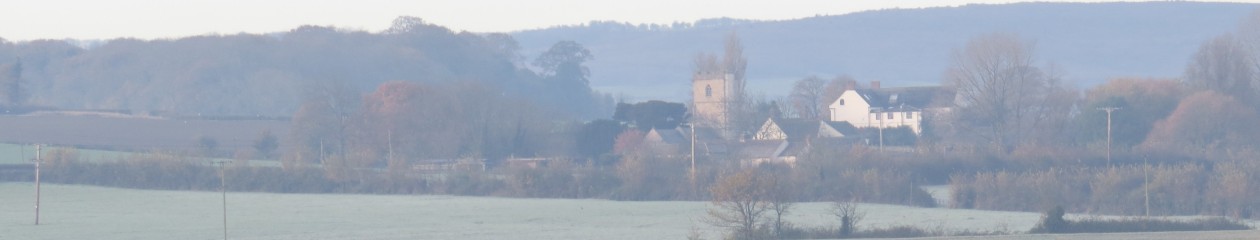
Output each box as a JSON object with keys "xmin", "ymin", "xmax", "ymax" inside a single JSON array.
[
  {"xmin": 2, "ymin": 183, "xmax": 1255, "ymax": 240},
  {"xmin": 0, "ymin": 114, "xmax": 288, "ymax": 152}
]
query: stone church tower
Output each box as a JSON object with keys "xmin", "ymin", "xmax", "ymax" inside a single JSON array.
[{"xmin": 692, "ymin": 71, "xmax": 734, "ymax": 132}]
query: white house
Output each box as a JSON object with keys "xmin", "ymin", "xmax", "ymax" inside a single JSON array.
[{"xmin": 828, "ymin": 83, "xmax": 951, "ymax": 135}]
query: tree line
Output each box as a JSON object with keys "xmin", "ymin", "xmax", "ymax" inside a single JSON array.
[{"xmin": 0, "ymin": 16, "xmax": 612, "ymax": 118}]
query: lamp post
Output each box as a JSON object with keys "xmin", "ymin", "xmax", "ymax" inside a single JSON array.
[{"xmin": 1097, "ymin": 107, "xmax": 1120, "ymax": 166}]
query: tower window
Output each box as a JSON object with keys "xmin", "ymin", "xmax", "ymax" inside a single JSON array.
[{"xmin": 705, "ymin": 85, "xmax": 713, "ymax": 97}]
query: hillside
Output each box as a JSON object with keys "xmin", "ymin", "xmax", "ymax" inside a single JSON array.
[
  {"xmin": 512, "ymin": 2, "xmax": 1259, "ymax": 101},
  {"xmin": 0, "ymin": 18, "xmax": 601, "ymax": 117}
]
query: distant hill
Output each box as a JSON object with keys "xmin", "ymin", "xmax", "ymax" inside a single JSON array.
[
  {"xmin": 512, "ymin": 2, "xmax": 1260, "ymax": 101},
  {"xmin": 0, "ymin": 19, "xmax": 602, "ymax": 117}
]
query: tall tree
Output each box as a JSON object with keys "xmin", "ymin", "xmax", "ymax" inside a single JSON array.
[
  {"xmin": 612, "ymin": 100, "xmax": 688, "ymax": 130},
  {"xmin": 253, "ymin": 129, "xmax": 280, "ymax": 159},
  {"xmin": 1074, "ymin": 78, "xmax": 1186, "ymax": 148},
  {"xmin": 722, "ymin": 32, "xmax": 758, "ymax": 134},
  {"xmin": 1142, "ymin": 91, "xmax": 1260, "ymax": 155},
  {"xmin": 724, "ymin": 32, "xmax": 748, "ymax": 104},
  {"xmin": 1184, "ymin": 34, "xmax": 1257, "ymax": 104},
  {"xmin": 534, "ymin": 40, "xmax": 597, "ymax": 115},
  {"xmin": 789, "ymin": 76, "xmax": 826, "ymax": 120},
  {"xmin": 706, "ymin": 168, "xmax": 770, "ymax": 240},
  {"xmin": 817, "ymin": 75, "xmax": 857, "ymax": 121},
  {"xmin": 360, "ymin": 81, "xmax": 430, "ymax": 172},
  {"xmin": 285, "ymin": 79, "xmax": 360, "ymax": 170},
  {"xmin": 1236, "ymin": 9, "xmax": 1260, "ymax": 86},
  {"xmin": 534, "ymin": 40, "xmax": 593, "ymax": 86},
  {"xmin": 575, "ymin": 119, "xmax": 624, "ymax": 159},
  {"xmin": 0, "ymin": 60, "xmax": 24, "ymax": 107},
  {"xmin": 944, "ymin": 33, "xmax": 1067, "ymax": 150}
]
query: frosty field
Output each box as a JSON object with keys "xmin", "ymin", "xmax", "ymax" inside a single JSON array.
[{"xmin": 1, "ymin": 183, "xmax": 1254, "ymax": 240}]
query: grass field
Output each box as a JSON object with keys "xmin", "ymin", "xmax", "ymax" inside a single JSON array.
[
  {"xmin": 4, "ymin": 183, "xmax": 1252, "ymax": 240},
  {"xmin": 0, "ymin": 143, "xmax": 135, "ymax": 165},
  {"xmin": 0, "ymin": 114, "xmax": 288, "ymax": 152},
  {"xmin": 0, "ymin": 143, "xmax": 282, "ymax": 167}
]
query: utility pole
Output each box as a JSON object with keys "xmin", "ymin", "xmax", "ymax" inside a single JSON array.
[
  {"xmin": 878, "ymin": 111, "xmax": 885, "ymax": 153},
  {"xmin": 34, "ymin": 144, "xmax": 41, "ymax": 225},
  {"xmin": 214, "ymin": 160, "xmax": 230, "ymax": 240},
  {"xmin": 1098, "ymin": 107, "xmax": 1120, "ymax": 167},
  {"xmin": 1143, "ymin": 157, "xmax": 1150, "ymax": 218},
  {"xmin": 689, "ymin": 123, "xmax": 697, "ymax": 191}
]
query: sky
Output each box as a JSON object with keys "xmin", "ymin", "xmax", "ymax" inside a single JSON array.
[{"xmin": 1, "ymin": 0, "xmax": 1255, "ymax": 41}]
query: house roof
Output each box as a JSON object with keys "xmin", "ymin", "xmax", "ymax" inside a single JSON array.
[
  {"xmin": 822, "ymin": 121, "xmax": 858, "ymax": 136},
  {"xmin": 643, "ymin": 126, "xmax": 730, "ymax": 155},
  {"xmin": 854, "ymin": 86, "xmax": 953, "ymax": 111},
  {"xmin": 646, "ymin": 128, "xmax": 687, "ymax": 145},
  {"xmin": 774, "ymin": 118, "xmax": 821, "ymax": 140},
  {"xmin": 734, "ymin": 140, "xmax": 812, "ymax": 160},
  {"xmin": 735, "ymin": 140, "xmax": 788, "ymax": 159}
]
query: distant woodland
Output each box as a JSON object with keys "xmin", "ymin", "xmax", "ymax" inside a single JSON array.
[{"xmin": 0, "ymin": 17, "xmax": 612, "ymax": 118}]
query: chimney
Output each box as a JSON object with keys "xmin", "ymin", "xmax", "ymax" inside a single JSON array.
[
  {"xmin": 871, "ymin": 81, "xmax": 881, "ymax": 89},
  {"xmin": 844, "ymin": 81, "xmax": 856, "ymax": 91}
]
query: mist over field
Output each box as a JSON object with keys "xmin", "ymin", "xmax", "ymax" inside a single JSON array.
[{"xmin": 3, "ymin": 1, "xmax": 1260, "ymax": 239}]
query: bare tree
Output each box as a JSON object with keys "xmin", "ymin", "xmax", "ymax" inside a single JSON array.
[
  {"xmin": 789, "ymin": 76, "xmax": 826, "ymax": 120},
  {"xmin": 1184, "ymin": 34, "xmax": 1257, "ymax": 104},
  {"xmin": 1236, "ymin": 9, "xmax": 1260, "ymax": 83},
  {"xmin": 723, "ymin": 32, "xmax": 760, "ymax": 135},
  {"xmin": 707, "ymin": 168, "xmax": 769, "ymax": 240},
  {"xmin": 694, "ymin": 52, "xmax": 721, "ymax": 74},
  {"xmin": 764, "ymin": 172, "xmax": 796, "ymax": 239},
  {"xmin": 724, "ymin": 32, "xmax": 748, "ymax": 102},
  {"xmin": 820, "ymin": 75, "xmax": 856, "ymax": 120},
  {"xmin": 0, "ymin": 60, "xmax": 24, "ymax": 107},
  {"xmin": 944, "ymin": 33, "xmax": 1061, "ymax": 151},
  {"xmin": 831, "ymin": 198, "xmax": 865, "ymax": 237}
]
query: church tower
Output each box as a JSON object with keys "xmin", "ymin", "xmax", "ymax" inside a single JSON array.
[{"xmin": 692, "ymin": 71, "xmax": 733, "ymax": 131}]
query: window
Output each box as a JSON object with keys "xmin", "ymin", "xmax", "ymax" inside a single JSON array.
[
  {"xmin": 839, "ymin": 99, "xmax": 845, "ymax": 106},
  {"xmin": 875, "ymin": 113, "xmax": 881, "ymax": 120},
  {"xmin": 705, "ymin": 85, "xmax": 712, "ymax": 97},
  {"xmin": 887, "ymin": 112, "xmax": 894, "ymax": 119},
  {"xmin": 906, "ymin": 112, "xmax": 914, "ymax": 119}
]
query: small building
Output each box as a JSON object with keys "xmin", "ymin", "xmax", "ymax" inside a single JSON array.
[
  {"xmin": 738, "ymin": 117, "xmax": 860, "ymax": 166},
  {"xmin": 643, "ymin": 125, "xmax": 729, "ymax": 156}
]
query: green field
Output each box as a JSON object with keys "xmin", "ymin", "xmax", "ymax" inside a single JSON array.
[
  {"xmin": 0, "ymin": 143, "xmax": 136, "ymax": 165},
  {"xmin": 6, "ymin": 183, "xmax": 1252, "ymax": 240},
  {"xmin": 0, "ymin": 143, "xmax": 282, "ymax": 167},
  {"xmin": 0, "ymin": 183, "xmax": 1022, "ymax": 240}
]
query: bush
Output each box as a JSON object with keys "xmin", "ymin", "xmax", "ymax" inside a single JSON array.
[{"xmin": 1030, "ymin": 205, "xmax": 1251, "ymax": 234}]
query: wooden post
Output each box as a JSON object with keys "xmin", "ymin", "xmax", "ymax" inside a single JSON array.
[
  {"xmin": 215, "ymin": 160, "xmax": 229, "ymax": 240},
  {"xmin": 1098, "ymin": 107, "xmax": 1120, "ymax": 166},
  {"xmin": 34, "ymin": 144, "xmax": 41, "ymax": 225}
]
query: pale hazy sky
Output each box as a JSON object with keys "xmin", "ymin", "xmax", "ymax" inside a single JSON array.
[{"xmin": 0, "ymin": 0, "xmax": 1254, "ymax": 41}]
